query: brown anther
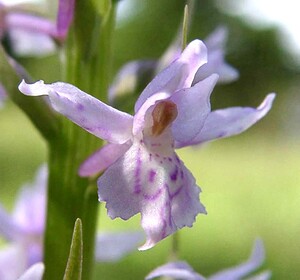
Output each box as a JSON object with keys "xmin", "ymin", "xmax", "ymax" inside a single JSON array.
[{"xmin": 151, "ymin": 101, "xmax": 178, "ymax": 136}]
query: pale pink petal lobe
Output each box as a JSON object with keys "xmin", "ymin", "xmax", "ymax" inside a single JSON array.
[
  {"xmin": 170, "ymin": 74, "xmax": 218, "ymax": 143},
  {"xmin": 79, "ymin": 142, "xmax": 131, "ymax": 177},
  {"xmin": 18, "ymin": 80, "xmax": 133, "ymax": 144},
  {"xmin": 181, "ymin": 93, "xmax": 275, "ymax": 147},
  {"xmin": 95, "ymin": 231, "xmax": 144, "ymax": 262},
  {"xmin": 134, "ymin": 40, "xmax": 207, "ymax": 112},
  {"xmin": 145, "ymin": 261, "xmax": 205, "ymax": 280},
  {"xmin": 209, "ymin": 239, "xmax": 266, "ymax": 280}
]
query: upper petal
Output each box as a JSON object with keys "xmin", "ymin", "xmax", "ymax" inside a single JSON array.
[
  {"xmin": 179, "ymin": 94, "xmax": 275, "ymax": 147},
  {"xmin": 134, "ymin": 40, "xmax": 207, "ymax": 112},
  {"xmin": 19, "ymin": 80, "xmax": 133, "ymax": 144},
  {"xmin": 95, "ymin": 231, "xmax": 144, "ymax": 262},
  {"xmin": 193, "ymin": 27, "xmax": 238, "ymax": 84},
  {"xmin": 145, "ymin": 261, "xmax": 205, "ymax": 280},
  {"xmin": 209, "ymin": 239, "xmax": 266, "ymax": 280},
  {"xmin": 193, "ymin": 50, "xmax": 238, "ymax": 84},
  {"xmin": 170, "ymin": 74, "xmax": 218, "ymax": 143}
]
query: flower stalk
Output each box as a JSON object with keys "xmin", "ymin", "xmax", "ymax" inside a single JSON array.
[{"xmin": 43, "ymin": 1, "xmax": 116, "ymax": 279}]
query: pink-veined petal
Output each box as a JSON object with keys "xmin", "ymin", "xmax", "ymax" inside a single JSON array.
[
  {"xmin": 79, "ymin": 142, "xmax": 131, "ymax": 177},
  {"xmin": 170, "ymin": 74, "xmax": 218, "ymax": 143},
  {"xmin": 98, "ymin": 139, "xmax": 205, "ymax": 250},
  {"xmin": 145, "ymin": 261, "xmax": 205, "ymax": 280},
  {"xmin": 19, "ymin": 80, "xmax": 133, "ymax": 144},
  {"xmin": 134, "ymin": 40, "xmax": 207, "ymax": 112},
  {"xmin": 18, "ymin": 263, "xmax": 44, "ymax": 280},
  {"xmin": 179, "ymin": 94, "xmax": 275, "ymax": 147},
  {"xmin": 209, "ymin": 239, "xmax": 266, "ymax": 280},
  {"xmin": 95, "ymin": 231, "xmax": 144, "ymax": 262}
]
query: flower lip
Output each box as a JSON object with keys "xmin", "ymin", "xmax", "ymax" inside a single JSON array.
[{"xmin": 151, "ymin": 101, "xmax": 178, "ymax": 136}]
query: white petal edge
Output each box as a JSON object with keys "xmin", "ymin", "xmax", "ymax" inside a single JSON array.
[
  {"xmin": 17, "ymin": 262, "xmax": 44, "ymax": 280},
  {"xmin": 145, "ymin": 261, "xmax": 205, "ymax": 280},
  {"xmin": 95, "ymin": 231, "xmax": 144, "ymax": 262}
]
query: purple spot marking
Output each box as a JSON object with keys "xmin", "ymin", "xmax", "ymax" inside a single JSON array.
[
  {"xmin": 151, "ymin": 143, "xmax": 161, "ymax": 147},
  {"xmin": 134, "ymin": 148, "xmax": 142, "ymax": 194},
  {"xmin": 170, "ymin": 165, "xmax": 178, "ymax": 181},
  {"xmin": 168, "ymin": 157, "xmax": 172, "ymax": 162},
  {"xmin": 143, "ymin": 188, "xmax": 162, "ymax": 201},
  {"xmin": 77, "ymin": 103, "xmax": 84, "ymax": 111},
  {"xmin": 148, "ymin": 169, "xmax": 156, "ymax": 183},
  {"xmin": 180, "ymin": 170, "xmax": 184, "ymax": 179},
  {"xmin": 155, "ymin": 153, "xmax": 160, "ymax": 158},
  {"xmin": 149, "ymin": 153, "xmax": 152, "ymax": 161},
  {"xmin": 175, "ymin": 156, "xmax": 180, "ymax": 164}
]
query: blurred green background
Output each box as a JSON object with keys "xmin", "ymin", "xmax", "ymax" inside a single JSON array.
[{"xmin": 1, "ymin": 0, "xmax": 300, "ymax": 279}]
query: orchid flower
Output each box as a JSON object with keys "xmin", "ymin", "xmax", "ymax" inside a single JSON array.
[
  {"xmin": 19, "ymin": 39, "xmax": 275, "ymax": 250},
  {"xmin": 109, "ymin": 26, "xmax": 238, "ymax": 106},
  {"xmin": 0, "ymin": 0, "xmax": 75, "ymax": 56},
  {"xmin": 0, "ymin": 165, "xmax": 143, "ymax": 279},
  {"xmin": 146, "ymin": 239, "xmax": 271, "ymax": 280}
]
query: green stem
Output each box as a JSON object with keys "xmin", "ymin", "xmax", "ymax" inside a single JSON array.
[{"xmin": 43, "ymin": 1, "xmax": 116, "ymax": 279}]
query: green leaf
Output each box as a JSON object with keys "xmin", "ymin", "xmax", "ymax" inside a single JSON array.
[{"xmin": 63, "ymin": 218, "xmax": 83, "ymax": 280}]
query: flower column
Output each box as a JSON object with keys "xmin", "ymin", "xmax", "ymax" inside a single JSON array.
[{"xmin": 44, "ymin": 1, "xmax": 116, "ymax": 279}]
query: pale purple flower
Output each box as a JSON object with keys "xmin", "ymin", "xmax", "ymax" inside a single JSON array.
[
  {"xmin": 0, "ymin": 0, "xmax": 75, "ymax": 56},
  {"xmin": 18, "ymin": 263, "xmax": 44, "ymax": 280},
  {"xmin": 0, "ymin": 83, "xmax": 7, "ymax": 108},
  {"xmin": 194, "ymin": 26, "xmax": 239, "ymax": 84},
  {"xmin": 56, "ymin": 0, "xmax": 75, "ymax": 40},
  {"xmin": 19, "ymin": 39, "xmax": 275, "ymax": 250},
  {"xmin": 0, "ymin": 6, "xmax": 56, "ymax": 56},
  {"xmin": 0, "ymin": 165, "xmax": 143, "ymax": 278},
  {"xmin": 109, "ymin": 27, "xmax": 238, "ymax": 105},
  {"xmin": 146, "ymin": 239, "xmax": 271, "ymax": 280},
  {"xmin": 96, "ymin": 231, "xmax": 144, "ymax": 262},
  {"xmin": 0, "ymin": 165, "xmax": 47, "ymax": 271}
]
